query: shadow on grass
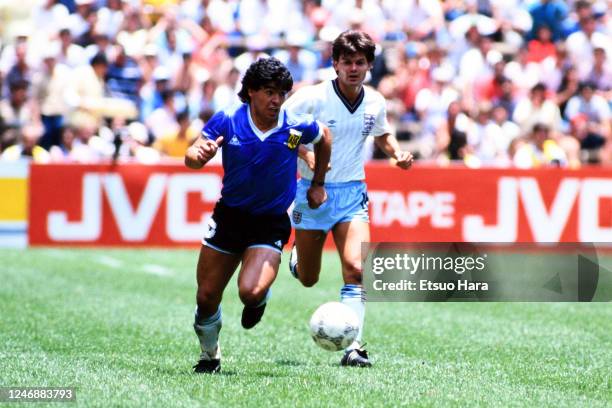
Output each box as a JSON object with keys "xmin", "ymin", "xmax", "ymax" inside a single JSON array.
[
  {"xmin": 275, "ymin": 359, "xmax": 304, "ymax": 367},
  {"xmin": 152, "ymin": 366, "xmax": 237, "ymax": 377},
  {"xmin": 253, "ymin": 371, "xmax": 287, "ymax": 378}
]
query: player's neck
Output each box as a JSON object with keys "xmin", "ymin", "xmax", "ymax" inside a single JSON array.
[
  {"xmin": 336, "ymin": 80, "xmax": 363, "ymax": 104},
  {"xmin": 249, "ymin": 108, "xmax": 277, "ymax": 132}
]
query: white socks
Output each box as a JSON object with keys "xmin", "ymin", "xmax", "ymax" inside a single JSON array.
[
  {"xmin": 340, "ymin": 284, "xmax": 365, "ymax": 351},
  {"xmin": 194, "ymin": 306, "xmax": 222, "ymax": 359}
]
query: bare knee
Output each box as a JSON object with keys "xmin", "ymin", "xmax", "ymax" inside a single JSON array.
[
  {"xmin": 196, "ymin": 287, "xmax": 221, "ymax": 315},
  {"xmin": 238, "ymin": 286, "xmax": 267, "ymax": 307},
  {"xmin": 299, "ymin": 273, "xmax": 319, "ymax": 288},
  {"xmin": 343, "ymin": 261, "xmax": 363, "ymax": 284}
]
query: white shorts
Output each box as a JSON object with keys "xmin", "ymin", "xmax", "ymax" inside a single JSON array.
[{"xmin": 291, "ymin": 179, "xmax": 369, "ymax": 233}]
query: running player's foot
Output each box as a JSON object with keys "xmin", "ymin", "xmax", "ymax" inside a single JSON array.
[
  {"xmin": 289, "ymin": 243, "xmax": 298, "ymax": 279},
  {"xmin": 193, "ymin": 346, "xmax": 221, "ymax": 373},
  {"xmin": 241, "ymin": 303, "xmax": 267, "ymax": 329},
  {"xmin": 340, "ymin": 347, "xmax": 372, "ymax": 367}
]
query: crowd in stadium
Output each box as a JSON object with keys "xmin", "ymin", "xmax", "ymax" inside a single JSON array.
[{"xmin": 0, "ymin": 0, "xmax": 610, "ymax": 167}]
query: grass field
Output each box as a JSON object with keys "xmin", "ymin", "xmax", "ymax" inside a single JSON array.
[{"xmin": 1, "ymin": 248, "xmax": 610, "ymax": 407}]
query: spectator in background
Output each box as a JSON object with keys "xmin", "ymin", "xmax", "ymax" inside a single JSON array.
[
  {"xmin": 139, "ymin": 44, "xmax": 160, "ymax": 87},
  {"xmin": 566, "ymin": 13, "xmax": 611, "ymax": 80},
  {"xmin": 96, "ymin": 0, "xmax": 125, "ymax": 40},
  {"xmin": 32, "ymin": 44, "xmax": 71, "ymax": 149},
  {"xmin": 67, "ymin": 52, "xmax": 108, "ymax": 127},
  {"xmin": 0, "ymin": 80, "xmax": 37, "ymax": 131},
  {"xmin": 586, "ymin": 47, "xmax": 612, "ymax": 94},
  {"xmin": 528, "ymin": 0, "xmax": 569, "ymax": 42},
  {"xmin": 49, "ymin": 125, "xmax": 76, "ymax": 162},
  {"xmin": 68, "ymin": 0, "xmax": 94, "ymax": 39},
  {"xmin": 146, "ymin": 89, "xmax": 177, "ymax": 140},
  {"xmin": 154, "ymin": 110, "xmax": 198, "ymax": 158},
  {"xmin": 383, "ymin": 0, "xmax": 444, "ymax": 42},
  {"xmin": 4, "ymin": 41, "xmax": 33, "ymax": 94},
  {"xmin": 466, "ymin": 102, "xmax": 511, "ymax": 165},
  {"xmin": 0, "ymin": 0, "xmax": 609, "ymax": 168},
  {"xmin": 106, "ymin": 44, "xmax": 142, "ymax": 107},
  {"xmin": 491, "ymin": 104, "xmax": 521, "ymax": 143},
  {"xmin": 492, "ymin": 77, "xmax": 517, "ymax": 118},
  {"xmin": 562, "ymin": 0, "xmax": 595, "ymax": 38},
  {"xmin": 123, "ymin": 121, "xmax": 160, "ymax": 164},
  {"xmin": 141, "ymin": 65, "xmax": 172, "ymax": 121},
  {"xmin": 191, "ymin": 15, "xmax": 229, "ymax": 73},
  {"xmin": 566, "ymin": 82, "xmax": 611, "ymax": 156},
  {"xmin": 526, "ymin": 25, "xmax": 556, "ymax": 63},
  {"xmin": 56, "ymin": 27, "xmax": 86, "ymax": 68},
  {"xmin": 555, "ymin": 65, "xmax": 580, "ymax": 117},
  {"xmin": 1, "ymin": 123, "xmax": 50, "ymax": 163},
  {"xmin": 513, "ymin": 123, "xmax": 567, "ymax": 168},
  {"xmin": 32, "ymin": 0, "xmax": 70, "ymax": 39},
  {"xmin": 212, "ymin": 66, "xmax": 241, "ymax": 110},
  {"xmin": 116, "ymin": 9, "xmax": 149, "ymax": 59},
  {"xmin": 188, "ymin": 73, "xmax": 216, "ymax": 120},
  {"xmin": 513, "ymin": 82, "xmax": 562, "ymax": 136},
  {"xmin": 84, "ymin": 24, "xmax": 114, "ymax": 62},
  {"xmin": 414, "ymin": 64, "xmax": 459, "ymax": 158},
  {"xmin": 234, "ymin": 35, "xmax": 269, "ymax": 75},
  {"xmin": 273, "ymin": 32, "xmax": 318, "ymax": 87}
]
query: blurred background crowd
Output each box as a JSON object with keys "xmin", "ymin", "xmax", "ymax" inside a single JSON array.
[{"xmin": 0, "ymin": 0, "xmax": 610, "ymax": 167}]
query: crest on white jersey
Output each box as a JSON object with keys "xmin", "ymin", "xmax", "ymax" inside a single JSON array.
[{"xmin": 362, "ymin": 114, "xmax": 376, "ymax": 137}]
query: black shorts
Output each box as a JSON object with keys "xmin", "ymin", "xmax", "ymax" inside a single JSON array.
[{"xmin": 203, "ymin": 200, "xmax": 291, "ymax": 255}]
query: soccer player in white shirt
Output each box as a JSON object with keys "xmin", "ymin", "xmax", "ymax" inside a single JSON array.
[{"xmin": 284, "ymin": 30, "xmax": 413, "ymax": 367}]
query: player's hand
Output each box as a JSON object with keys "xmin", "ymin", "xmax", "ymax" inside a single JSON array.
[
  {"xmin": 304, "ymin": 151, "xmax": 332, "ymax": 172},
  {"xmin": 395, "ymin": 151, "xmax": 414, "ymax": 170},
  {"xmin": 307, "ymin": 185, "xmax": 327, "ymax": 209},
  {"xmin": 196, "ymin": 136, "xmax": 223, "ymax": 164}
]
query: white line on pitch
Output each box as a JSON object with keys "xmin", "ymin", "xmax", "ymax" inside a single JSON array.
[
  {"xmin": 96, "ymin": 255, "xmax": 123, "ymax": 269},
  {"xmin": 141, "ymin": 264, "xmax": 173, "ymax": 277}
]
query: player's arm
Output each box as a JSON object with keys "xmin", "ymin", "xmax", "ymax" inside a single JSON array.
[
  {"xmin": 307, "ymin": 126, "xmax": 332, "ymax": 209},
  {"xmin": 374, "ymin": 133, "xmax": 414, "ymax": 170},
  {"xmin": 185, "ymin": 136, "xmax": 224, "ymax": 169},
  {"xmin": 298, "ymin": 144, "xmax": 332, "ymax": 172}
]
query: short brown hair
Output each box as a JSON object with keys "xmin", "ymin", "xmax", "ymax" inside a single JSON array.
[{"xmin": 332, "ymin": 30, "xmax": 376, "ymax": 63}]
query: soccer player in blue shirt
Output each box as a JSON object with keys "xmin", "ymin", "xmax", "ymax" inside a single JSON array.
[{"xmin": 185, "ymin": 57, "xmax": 332, "ymax": 374}]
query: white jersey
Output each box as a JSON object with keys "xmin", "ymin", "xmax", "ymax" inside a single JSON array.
[{"xmin": 283, "ymin": 80, "xmax": 391, "ymax": 183}]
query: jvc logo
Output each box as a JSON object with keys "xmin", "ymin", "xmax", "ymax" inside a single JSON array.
[
  {"xmin": 47, "ymin": 173, "xmax": 221, "ymax": 242},
  {"xmin": 463, "ymin": 177, "xmax": 612, "ymax": 242}
]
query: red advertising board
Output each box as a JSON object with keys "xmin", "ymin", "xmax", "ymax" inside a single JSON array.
[
  {"xmin": 29, "ymin": 164, "xmax": 223, "ymax": 246},
  {"xmin": 28, "ymin": 163, "xmax": 612, "ymax": 246}
]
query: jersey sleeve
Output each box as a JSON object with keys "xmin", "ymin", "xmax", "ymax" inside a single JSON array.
[
  {"xmin": 201, "ymin": 110, "xmax": 229, "ymax": 140},
  {"xmin": 299, "ymin": 116, "xmax": 323, "ymax": 145},
  {"xmin": 284, "ymin": 86, "xmax": 319, "ymax": 116},
  {"xmin": 371, "ymin": 96, "xmax": 392, "ymax": 137}
]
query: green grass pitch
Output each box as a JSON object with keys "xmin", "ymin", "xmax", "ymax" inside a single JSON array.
[{"xmin": 0, "ymin": 248, "xmax": 610, "ymax": 407}]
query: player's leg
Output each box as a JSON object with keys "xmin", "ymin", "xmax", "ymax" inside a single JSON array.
[
  {"xmin": 332, "ymin": 219, "xmax": 372, "ymax": 367},
  {"xmin": 291, "ymin": 229, "xmax": 327, "ymax": 287},
  {"xmin": 290, "ymin": 179, "xmax": 334, "ymax": 286},
  {"xmin": 237, "ymin": 247, "xmax": 281, "ymax": 329},
  {"xmin": 193, "ymin": 245, "xmax": 241, "ymax": 373}
]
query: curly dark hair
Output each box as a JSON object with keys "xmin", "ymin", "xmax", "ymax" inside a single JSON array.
[
  {"xmin": 332, "ymin": 30, "xmax": 376, "ymax": 63},
  {"xmin": 237, "ymin": 57, "xmax": 293, "ymax": 103}
]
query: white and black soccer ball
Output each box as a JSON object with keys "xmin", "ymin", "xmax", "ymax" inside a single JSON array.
[{"xmin": 309, "ymin": 302, "xmax": 359, "ymax": 352}]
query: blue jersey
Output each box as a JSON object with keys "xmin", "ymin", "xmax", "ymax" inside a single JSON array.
[{"xmin": 202, "ymin": 103, "xmax": 322, "ymax": 215}]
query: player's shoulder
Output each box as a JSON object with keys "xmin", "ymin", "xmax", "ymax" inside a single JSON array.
[
  {"xmin": 284, "ymin": 107, "xmax": 316, "ymax": 128},
  {"xmin": 289, "ymin": 81, "xmax": 329, "ymax": 101},
  {"xmin": 363, "ymin": 85, "xmax": 386, "ymax": 104}
]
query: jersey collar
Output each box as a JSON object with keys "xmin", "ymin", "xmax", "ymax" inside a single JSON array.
[
  {"xmin": 247, "ymin": 105, "xmax": 285, "ymax": 141},
  {"xmin": 332, "ymin": 79, "xmax": 365, "ymax": 114}
]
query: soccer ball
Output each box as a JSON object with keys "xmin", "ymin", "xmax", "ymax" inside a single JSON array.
[{"xmin": 309, "ymin": 302, "xmax": 359, "ymax": 352}]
